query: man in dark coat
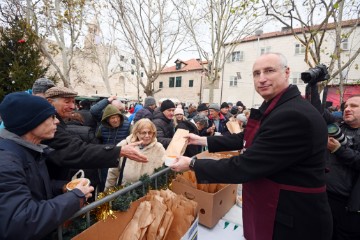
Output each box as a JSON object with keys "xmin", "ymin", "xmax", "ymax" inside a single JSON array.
[
  {"xmin": 152, "ymin": 99, "xmax": 176, "ymax": 149},
  {"xmin": 43, "ymin": 87, "xmax": 147, "ymax": 194},
  {"xmin": 133, "ymin": 96, "xmax": 156, "ymax": 123},
  {"xmin": 171, "ymin": 53, "xmax": 332, "ymax": 240},
  {"xmin": 0, "ymin": 92, "xmax": 94, "ymax": 240}
]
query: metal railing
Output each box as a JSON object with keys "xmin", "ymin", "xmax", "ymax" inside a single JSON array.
[{"xmin": 57, "ymin": 167, "xmax": 172, "ymax": 240}]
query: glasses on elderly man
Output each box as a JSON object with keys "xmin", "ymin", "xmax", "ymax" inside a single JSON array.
[{"xmin": 138, "ymin": 131, "xmax": 154, "ymax": 137}]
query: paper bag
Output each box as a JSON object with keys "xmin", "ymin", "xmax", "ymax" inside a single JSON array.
[
  {"xmin": 165, "ymin": 129, "xmax": 189, "ymax": 157},
  {"xmin": 226, "ymin": 118, "xmax": 241, "ymax": 134}
]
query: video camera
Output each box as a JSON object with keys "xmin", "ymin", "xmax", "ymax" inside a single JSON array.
[{"xmin": 301, "ymin": 64, "xmax": 330, "ymax": 85}]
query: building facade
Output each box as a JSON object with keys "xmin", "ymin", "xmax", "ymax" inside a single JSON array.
[
  {"xmin": 154, "ymin": 59, "xmax": 207, "ymax": 105},
  {"xmin": 222, "ymin": 20, "xmax": 360, "ymax": 108}
]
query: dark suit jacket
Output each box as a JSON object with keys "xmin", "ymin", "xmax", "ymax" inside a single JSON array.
[{"xmin": 193, "ymin": 85, "xmax": 332, "ymax": 240}]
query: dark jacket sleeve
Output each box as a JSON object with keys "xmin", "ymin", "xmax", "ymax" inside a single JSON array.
[
  {"xmin": 194, "ymin": 107, "xmax": 326, "ymax": 185},
  {"xmin": 155, "ymin": 124, "xmax": 172, "ymax": 149},
  {"xmin": 207, "ymin": 132, "xmax": 244, "ymax": 152},
  {"xmin": 334, "ymin": 143, "xmax": 360, "ymax": 170},
  {"xmin": 90, "ymin": 99, "xmax": 109, "ymax": 122},
  {"xmin": 44, "ymin": 124, "xmax": 120, "ymax": 169},
  {"xmin": 0, "ymin": 152, "xmax": 83, "ymax": 240}
]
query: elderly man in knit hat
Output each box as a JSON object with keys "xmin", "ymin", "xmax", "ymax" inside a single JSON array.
[
  {"xmin": 0, "ymin": 78, "xmax": 55, "ymax": 130},
  {"xmin": 43, "ymin": 86, "xmax": 147, "ymax": 193},
  {"xmin": 32, "ymin": 77, "xmax": 56, "ymax": 97},
  {"xmin": 206, "ymin": 103, "xmax": 230, "ymax": 136},
  {"xmin": 220, "ymin": 102, "xmax": 232, "ymax": 119},
  {"xmin": 197, "ymin": 103, "xmax": 209, "ymax": 116},
  {"xmin": 0, "ymin": 92, "xmax": 94, "ymax": 240},
  {"xmin": 133, "ymin": 96, "xmax": 157, "ymax": 123},
  {"xmin": 152, "ymin": 99, "xmax": 176, "ymax": 148}
]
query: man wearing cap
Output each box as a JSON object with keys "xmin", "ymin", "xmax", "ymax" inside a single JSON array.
[
  {"xmin": 197, "ymin": 103, "xmax": 209, "ymax": 116},
  {"xmin": 152, "ymin": 99, "xmax": 176, "ymax": 148},
  {"xmin": 0, "ymin": 92, "xmax": 94, "ymax": 240},
  {"xmin": 133, "ymin": 96, "xmax": 157, "ymax": 123},
  {"xmin": 220, "ymin": 102, "xmax": 233, "ymax": 119},
  {"xmin": 206, "ymin": 103, "xmax": 230, "ymax": 136},
  {"xmin": 43, "ymin": 86, "xmax": 147, "ymax": 192}
]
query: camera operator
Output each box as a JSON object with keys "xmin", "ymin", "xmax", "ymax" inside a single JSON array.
[{"xmin": 306, "ymin": 67, "xmax": 360, "ymax": 240}]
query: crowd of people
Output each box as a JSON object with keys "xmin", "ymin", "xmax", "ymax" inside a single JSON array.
[{"xmin": 0, "ymin": 52, "xmax": 359, "ymax": 240}]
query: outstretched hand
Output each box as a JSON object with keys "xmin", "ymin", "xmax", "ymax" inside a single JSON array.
[
  {"xmin": 120, "ymin": 141, "xmax": 148, "ymax": 163},
  {"xmin": 184, "ymin": 133, "xmax": 208, "ymax": 146},
  {"xmin": 169, "ymin": 156, "xmax": 192, "ymax": 172}
]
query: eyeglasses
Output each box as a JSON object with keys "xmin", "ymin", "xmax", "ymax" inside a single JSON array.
[{"xmin": 138, "ymin": 131, "xmax": 154, "ymax": 137}]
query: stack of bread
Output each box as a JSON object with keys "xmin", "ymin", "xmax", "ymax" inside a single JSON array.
[{"xmin": 118, "ymin": 189, "xmax": 197, "ymax": 240}]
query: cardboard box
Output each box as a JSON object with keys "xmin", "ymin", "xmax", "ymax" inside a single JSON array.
[
  {"xmin": 171, "ymin": 179, "xmax": 237, "ymax": 228},
  {"xmin": 72, "ymin": 197, "xmax": 198, "ymax": 240}
]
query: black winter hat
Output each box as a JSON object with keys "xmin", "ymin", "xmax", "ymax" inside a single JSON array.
[
  {"xmin": 230, "ymin": 106, "xmax": 238, "ymax": 115},
  {"xmin": 236, "ymin": 101, "xmax": 244, "ymax": 107},
  {"xmin": 160, "ymin": 99, "xmax": 175, "ymax": 112},
  {"xmin": 221, "ymin": 102, "xmax": 229, "ymax": 109},
  {"xmin": 0, "ymin": 92, "xmax": 56, "ymax": 136},
  {"xmin": 197, "ymin": 103, "xmax": 208, "ymax": 112}
]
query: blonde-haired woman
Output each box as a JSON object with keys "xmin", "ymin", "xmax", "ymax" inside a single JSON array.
[{"xmin": 105, "ymin": 119, "xmax": 165, "ymax": 190}]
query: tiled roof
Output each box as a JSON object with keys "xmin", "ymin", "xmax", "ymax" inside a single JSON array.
[
  {"xmin": 161, "ymin": 58, "xmax": 207, "ymax": 73},
  {"xmin": 227, "ymin": 19, "xmax": 360, "ymax": 45}
]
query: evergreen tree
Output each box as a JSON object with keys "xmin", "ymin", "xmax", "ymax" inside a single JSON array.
[{"xmin": 0, "ymin": 18, "xmax": 48, "ymax": 101}]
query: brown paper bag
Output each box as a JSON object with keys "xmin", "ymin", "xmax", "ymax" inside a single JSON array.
[
  {"xmin": 165, "ymin": 129, "xmax": 189, "ymax": 156},
  {"xmin": 226, "ymin": 119, "xmax": 241, "ymax": 134}
]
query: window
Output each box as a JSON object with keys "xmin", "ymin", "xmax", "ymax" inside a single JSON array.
[
  {"xmin": 141, "ymin": 72, "xmax": 144, "ymax": 77},
  {"xmin": 120, "ymin": 55, "xmax": 125, "ymax": 61},
  {"xmin": 295, "ymin": 43, "xmax": 305, "ymax": 55},
  {"xmin": 231, "ymin": 51, "xmax": 244, "ymax": 62},
  {"xmin": 175, "ymin": 76, "xmax": 182, "ymax": 87},
  {"xmin": 169, "ymin": 77, "xmax": 175, "ymax": 88},
  {"xmin": 291, "ymin": 72, "xmax": 302, "ymax": 85},
  {"xmin": 341, "ymin": 38, "xmax": 349, "ymax": 51},
  {"xmin": 230, "ymin": 76, "xmax": 238, "ymax": 87},
  {"xmin": 159, "ymin": 81, "xmax": 163, "ymax": 88},
  {"xmin": 131, "ymin": 59, "xmax": 136, "ymax": 65},
  {"xmin": 131, "ymin": 70, "xmax": 135, "ymax": 75},
  {"xmin": 189, "ymin": 80, "xmax": 194, "ymax": 87},
  {"xmin": 260, "ymin": 46, "xmax": 271, "ymax": 55},
  {"xmin": 176, "ymin": 62, "xmax": 181, "ymax": 70}
]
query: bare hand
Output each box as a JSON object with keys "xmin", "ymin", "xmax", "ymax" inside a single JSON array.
[
  {"xmin": 328, "ymin": 137, "xmax": 341, "ymax": 153},
  {"xmin": 120, "ymin": 141, "xmax": 148, "ymax": 163},
  {"xmin": 170, "ymin": 156, "xmax": 192, "ymax": 172},
  {"xmin": 75, "ymin": 179, "xmax": 94, "ymax": 201},
  {"xmin": 184, "ymin": 133, "xmax": 208, "ymax": 146}
]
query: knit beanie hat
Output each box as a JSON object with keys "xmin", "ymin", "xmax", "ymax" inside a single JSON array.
[
  {"xmin": 0, "ymin": 92, "xmax": 56, "ymax": 136},
  {"xmin": 197, "ymin": 103, "xmax": 208, "ymax": 112},
  {"xmin": 174, "ymin": 108, "xmax": 184, "ymax": 115},
  {"xmin": 160, "ymin": 99, "xmax": 175, "ymax": 112},
  {"xmin": 236, "ymin": 101, "xmax": 244, "ymax": 107},
  {"xmin": 221, "ymin": 102, "xmax": 229, "ymax": 109},
  {"xmin": 230, "ymin": 106, "xmax": 238, "ymax": 115},
  {"xmin": 208, "ymin": 103, "xmax": 220, "ymax": 112},
  {"xmin": 236, "ymin": 113, "xmax": 247, "ymax": 124},
  {"xmin": 144, "ymin": 96, "xmax": 156, "ymax": 107},
  {"xmin": 32, "ymin": 78, "xmax": 55, "ymax": 94}
]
